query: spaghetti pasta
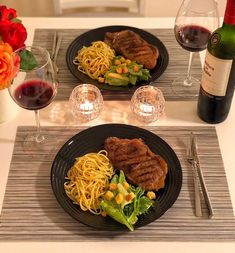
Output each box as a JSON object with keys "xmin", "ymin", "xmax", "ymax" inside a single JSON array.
[
  {"xmin": 73, "ymin": 41, "xmax": 115, "ymax": 80},
  {"xmin": 64, "ymin": 150, "xmax": 114, "ymax": 214}
]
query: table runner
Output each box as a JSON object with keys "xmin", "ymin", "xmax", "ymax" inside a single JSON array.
[
  {"xmin": 32, "ymin": 28, "xmax": 202, "ymax": 101},
  {"xmin": 0, "ymin": 125, "xmax": 234, "ymax": 241}
]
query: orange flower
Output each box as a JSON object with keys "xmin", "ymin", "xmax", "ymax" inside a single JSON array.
[{"xmin": 0, "ymin": 41, "xmax": 20, "ymax": 90}]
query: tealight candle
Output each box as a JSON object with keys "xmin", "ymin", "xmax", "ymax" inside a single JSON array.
[
  {"xmin": 131, "ymin": 85, "xmax": 165, "ymax": 123},
  {"xmin": 80, "ymin": 100, "xmax": 94, "ymax": 114},
  {"xmin": 69, "ymin": 84, "xmax": 103, "ymax": 122},
  {"xmin": 139, "ymin": 103, "xmax": 154, "ymax": 115}
]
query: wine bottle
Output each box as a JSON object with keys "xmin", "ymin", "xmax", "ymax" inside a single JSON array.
[{"xmin": 197, "ymin": 0, "xmax": 235, "ymax": 123}]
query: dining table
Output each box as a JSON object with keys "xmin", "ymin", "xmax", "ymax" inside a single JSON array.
[{"xmin": 0, "ymin": 17, "xmax": 235, "ymax": 252}]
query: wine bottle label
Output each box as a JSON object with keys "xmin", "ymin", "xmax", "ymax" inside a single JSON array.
[{"xmin": 201, "ymin": 51, "xmax": 233, "ymax": 96}]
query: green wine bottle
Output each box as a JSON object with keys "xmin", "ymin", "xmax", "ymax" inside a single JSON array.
[{"xmin": 197, "ymin": 0, "xmax": 235, "ymax": 123}]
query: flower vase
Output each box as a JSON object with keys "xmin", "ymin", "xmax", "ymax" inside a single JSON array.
[{"xmin": 0, "ymin": 88, "xmax": 18, "ymax": 123}]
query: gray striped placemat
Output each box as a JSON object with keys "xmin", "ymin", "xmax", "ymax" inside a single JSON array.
[
  {"xmin": 0, "ymin": 125, "xmax": 234, "ymax": 241},
  {"xmin": 32, "ymin": 28, "xmax": 202, "ymax": 101}
]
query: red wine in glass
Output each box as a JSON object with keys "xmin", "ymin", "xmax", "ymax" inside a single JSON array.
[
  {"xmin": 8, "ymin": 46, "xmax": 57, "ymax": 148},
  {"xmin": 175, "ymin": 25, "xmax": 211, "ymax": 52},
  {"xmin": 172, "ymin": 0, "xmax": 219, "ymax": 97},
  {"xmin": 14, "ymin": 80, "xmax": 54, "ymax": 110}
]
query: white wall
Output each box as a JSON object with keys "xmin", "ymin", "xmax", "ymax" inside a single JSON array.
[
  {"xmin": 140, "ymin": 0, "xmax": 226, "ymax": 17},
  {"xmin": 0, "ymin": 0, "xmax": 227, "ymax": 17},
  {"xmin": 0, "ymin": 0, "xmax": 55, "ymax": 16}
]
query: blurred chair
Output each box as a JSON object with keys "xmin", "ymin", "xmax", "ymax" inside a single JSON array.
[{"xmin": 53, "ymin": 0, "xmax": 140, "ymax": 16}]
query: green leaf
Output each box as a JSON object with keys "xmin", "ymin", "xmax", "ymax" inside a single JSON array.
[
  {"xmin": 118, "ymin": 170, "xmax": 126, "ymax": 184},
  {"xmin": 110, "ymin": 174, "xmax": 119, "ymax": 184},
  {"xmin": 19, "ymin": 49, "xmax": 38, "ymax": 71},
  {"xmin": 129, "ymin": 75, "xmax": 138, "ymax": 85},
  {"xmin": 127, "ymin": 187, "xmax": 153, "ymax": 224},
  {"xmin": 138, "ymin": 196, "xmax": 154, "ymax": 215},
  {"xmin": 12, "ymin": 18, "xmax": 22, "ymax": 23},
  {"xmin": 101, "ymin": 172, "xmax": 154, "ymax": 231},
  {"xmin": 100, "ymin": 200, "xmax": 134, "ymax": 231}
]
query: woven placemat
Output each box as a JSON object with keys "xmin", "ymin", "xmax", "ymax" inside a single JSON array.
[
  {"xmin": 32, "ymin": 28, "xmax": 202, "ymax": 101},
  {"xmin": 0, "ymin": 125, "xmax": 234, "ymax": 241}
]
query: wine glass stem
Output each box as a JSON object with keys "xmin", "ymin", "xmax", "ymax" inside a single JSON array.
[
  {"xmin": 34, "ymin": 110, "xmax": 45, "ymax": 143},
  {"xmin": 184, "ymin": 52, "xmax": 194, "ymax": 87}
]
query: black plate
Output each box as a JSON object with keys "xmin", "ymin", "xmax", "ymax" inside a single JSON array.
[
  {"xmin": 51, "ymin": 124, "xmax": 182, "ymax": 230},
  {"xmin": 66, "ymin": 26, "xmax": 169, "ymax": 91}
]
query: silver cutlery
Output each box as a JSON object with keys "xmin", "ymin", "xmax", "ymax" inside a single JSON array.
[
  {"xmin": 51, "ymin": 31, "xmax": 62, "ymax": 73},
  {"xmin": 187, "ymin": 132, "xmax": 202, "ymax": 217},
  {"xmin": 51, "ymin": 31, "xmax": 57, "ymax": 59},
  {"xmin": 190, "ymin": 132, "xmax": 214, "ymax": 218}
]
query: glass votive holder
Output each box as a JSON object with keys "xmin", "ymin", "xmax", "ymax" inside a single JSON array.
[
  {"xmin": 130, "ymin": 85, "xmax": 165, "ymax": 123},
  {"xmin": 69, "ymin": 84, "xmax": 104, "ymax": 122}
]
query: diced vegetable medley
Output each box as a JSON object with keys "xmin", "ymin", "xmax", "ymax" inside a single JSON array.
[{"xmin": 103, "ymin": 56, "xmax": 151, "ymax": 86}]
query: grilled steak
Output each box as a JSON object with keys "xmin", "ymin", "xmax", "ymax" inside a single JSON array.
[
  {"xmin": 104, "ymin": 137, "xmax": 168, "ymax": 191},
  {"xmin": 104, "ymin": 30, "xmax": 159, "ymax": 70}
]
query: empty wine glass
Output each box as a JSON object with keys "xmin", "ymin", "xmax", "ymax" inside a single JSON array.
[
  {"xmin": 8, "ymin": 46, "xmax": 58, "ymax": 147},
  {"xmin": 172, "ymin": 0, "xmax": 219, "ymax": 96}
]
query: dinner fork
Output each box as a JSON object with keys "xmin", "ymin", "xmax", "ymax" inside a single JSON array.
[
  {"xmin": 187, "ymin": 132, "xmax": 202, "ymax": 217},
  {"xmin": 51, "ymin": 31, "xmax": 62, "ymax": 73}
]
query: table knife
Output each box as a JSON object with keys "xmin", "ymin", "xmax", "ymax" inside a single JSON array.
[
  {"xmin": 51, "ymin": 31, "xmax": 62, "ymax": 73},
  {"xmin": 191, "ymin": 132, "xmax": 214, "ymax": 218},
  {"xmin": 187, "ymin": 132, "xmax": 202, "ymax": 217}
]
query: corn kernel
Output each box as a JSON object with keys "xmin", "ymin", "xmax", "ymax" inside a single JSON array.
[
  {"xmin": 109, "ymin": 183, "xmax": 117, "ymax": 191},
  {"xmin": 122, "ymin": 67, "xmax": 128, "ymax": 73},
  {"xmin": 125, "ymin": 192, "xmax": 135, "ymax": 201},
  {"xmin": 105, "ymin": 190, "xmax": 114, "ymax": 201},
  {"xmin": 133, "ymin": 64, "xmax": 139, "ymax": 72},
  {"xmin": 98, "ymin": 77, "xmax": 105, "ymax": 83},
  {"xmin": 122, "ymin": 181, "xmax": 129, "ymax": 190},
  {"xmin": 126, "ymin": 59, "xmax": 131, "ymax": 65},
  {"xmin": 146, "ymin": 191, "xmax": 156, "ymax": 200},
  {"xmin": 114, "ymin": 59, "xmax": 121, "ymax": 65},
  {"xmin": 120, "ymin": 57, "xmax": 126, "ymax": 63},
  {"xmin": 116, "ymin": 67, "xmax": 123, "ymax": 74},
  {"xmin": 115, "ymin": 193, "xmax": 124, "ymax": 204},
  {"xmin": 101, "ymin": 211, "xmax": 107, "ymax": 217}
]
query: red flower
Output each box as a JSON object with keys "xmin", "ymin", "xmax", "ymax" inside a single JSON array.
[
  {"xmin": 0, "ymin": 5, "xmax": 16, "ymax": 21},
  {"xmin": 0, "ymin": 20, "xmax": 27, "ymax": 50}
]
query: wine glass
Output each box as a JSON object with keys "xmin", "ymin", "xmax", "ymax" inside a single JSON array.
[
  {"xmin": 172, "ymin": 0, "xmax": 219, "ymax": 96},
  {"xmin": 8, "ymin": 46, "xmax": 57, "ymax": 148}
]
